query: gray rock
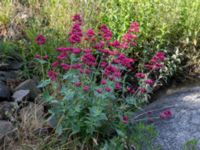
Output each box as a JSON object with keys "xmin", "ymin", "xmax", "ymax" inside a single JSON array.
[
  {"xmin": 0, "ymin": 101, "xmax": 18, "ymax": 120},
  {"xmin": 0, "ymin": 120, "xmax": 17, "ymax": 145},
  {"xmin": 0, "ymin": 63, "xmax": 9, "ymax": 70},
  {"xmin": 0, "ymin": 55, "xmax": 22, "ymax": 71},
  {"xmin": 134, "ymin": 86, "xmax": 200, "ymax": 150},
  {"xmin": 47, "ymin": 115, "xmax": 57, "ymax": 128},
  {"xmin": 0, "ymin": 71, "xmax": 20, "ymax": 82},
  {"xmin": 0, "ymin": 81, "xmax": 11, "ymax": 101},
  {"xmin": 14, "ymin": 79, "xmax": 41, "ymax": 101},
  {"xmin": 12, "ymin": 89, "xmax": 30, "ymax": 102},
  {"xmin": 0, "ymin": 62, "xmax": 22, "ymax": 71}
]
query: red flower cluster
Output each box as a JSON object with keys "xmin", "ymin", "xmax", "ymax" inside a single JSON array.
[
  {"xmin": 86, "ymin": 29, "xmax": 95, "ymax": 38},
  {"xmin": 121, "ymin": 22, "xmax": 139, "ymax": 49},
  {"xmin": 34, "ymin": 54, "xmax": 48, "ymax": 60},
  {"xmin": 127, "ymin": 87, "xmax": 135, "ymax": 94},
  {"xmin": 72, "ymin": 14, "xmax": 82, "ymax": 24},
  {"xmin": 145, "ymin": 51, "xmax": 165, "ymax": 70},
  {"xmin": 109, "ymin": 40, "xmax": 121, "ymax": 49},
  {"xmin": 40, "ymin": 14, "xmax": 166, "ymax": 100},
  {"xmin": 122, "ymin": 116, "xmax": 129, "ymax": 124},
  {"xmin": 128, "ymin": 22, "xmax": 139, "ymax": 33},
  {"xmin": 145, "ymin": 79, "xmax": 154, "ymax": 85},
  {"xmin": 104, "ymin": 65, "xmax": 121, "ymax": 80},
  {"xmin": 35, "ymin": 34, "xmax": 46, "ymax": 45},
  {"xmin": 69, "ymin": 14, "xmax": 83, "ymax": 44},
  {"xmin": 48, "ymin": 70, "xmax": 58, "ymax": 81},
  {"xmin": 135, "ymin": 73, "xmax": 145, "ymax": 79},
  {"xmin": 81, "ymin": 53, "xmax": 96, "ymax": 66},
  {"xmin": 113, "ymin": 53, "xmax": 135, "ymax": 68},
  {"xmin": 159, "ymin": 109, "xmax": 172, "ymax": 119},
  {"xmin": 99, "ymin": 24, "xmax": 112, "ymax": 41}
]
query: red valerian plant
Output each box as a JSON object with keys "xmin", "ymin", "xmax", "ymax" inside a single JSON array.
[{"xmin": 37, "ymin": 14, "xmax": 167, "ymax": 149}]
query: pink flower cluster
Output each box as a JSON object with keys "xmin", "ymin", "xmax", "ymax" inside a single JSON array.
[
  {"xmin": 39, "ymin": 14, "xmax": 166, "ymax": 99},
  {"xmin": 121, "ymin": 22, "xmax": 139, "ymax": 49},
  {"xmin": 135, "ymin": 73, "xmax": 145, "ymax": 78},
  {"xmin": 113, "ymin": 53, "xmax": 135, "ymax": 68},
  {"xmin": 146, "ymin": 109, "xmax": 172, "ymax": 123},
  {"xmin": 85, "ymin": 29, "xmax": 95, "ymax": 41},
  {"xmin": 35, "ymin": 34, "xmax": 46, "ymax": 45},
  {"xmin": 81, "ymin": 53, "xmax": 96, "ymax": 66},
  {"xmin": 48, "ymin": 70, "xmax": 58, "ymax": 81},
  {"xmin": 34, "ymin": 54, "xmax": 48, "ymax": 60},
  {"xmin": 122, "ymin": 115, "xmax": 129, "ymax": 124},
  {"xmin": 69, "ymin": 14, "xmax": 83, "ymax": 44},
  {"xmin": 159, "ymin": 109, "xmax": 172, "ymax": 119},
  {"xmin": 145, "ymin": 51, "xmax": 165, "ymax": 70},
  {"xmin": 99, "ymin": 24, "xmax": 112, "ymax": 41}
]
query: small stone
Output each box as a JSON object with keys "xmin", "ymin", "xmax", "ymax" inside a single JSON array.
[
  {"xmin": 12, "ymin": 90, "xmax": 30, "ymax": 102},
  {"xmin": 47, "ymin": 115, "xmax": 57, "ymax": 128},
  {"xmin": 14, "ymin": 79, "xmax": 41, "ymax": 101},
  {"xmin": 0, "ymin": 81, "xmax": 11, "ymax": 101}
]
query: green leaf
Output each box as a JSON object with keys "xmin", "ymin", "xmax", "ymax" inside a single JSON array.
[
  {"xmin": 116, "ymin": 129, "xmax": 126, "ymax": 137},
  {"xmin": 35, "ymin": 59, "xmax": 47, "ymax": 64},
  {"xmin": 37, "ymin": 79, "xmax": 51, "ymax": 88},
  {"xmin": 55, "ymin": 125, "xmax": 63, "ymax": 135},
  {"xmin": 125, "ymin": 96, "xmax": 137, "ymax": 105},
  {"xmin": 72, "ymin": 124, "xmax": 80, "ymax": 135},
  {"xmin": 63, "ymin": 89, "xmax": 75, "ymax": 101}
]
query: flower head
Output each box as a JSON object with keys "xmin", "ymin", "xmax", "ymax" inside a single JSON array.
[
  {"xmin": 122, "ymin": 116, "xmax": 129, "ymax": 124},
  {"xmin": 115, "ymin": 82, "xmax": 121, "ymax": 90},
  {"xmin": 61, "ymin": 63, "xmax": 70, "ymax": 71},
  {"xmin": 83, "ymin": 85, "xmax": 89, "ymax": 91},
  {"xmin": 135, "ymin": 73, "xmax": 145, "ymax": 79},
  {"xmin": 82, "ymin": 53, "xmax": 96, "ymax": 66},
  {"xmin": 159, "ymin": 109, "xmax": 172, "ymax": 119},
  {"xmin": 128, "ymin": 22, "xmax": 139, "ymax": 33},
  {"xmin": 34, "ymin": 54, "xmax": 41, "ymax": 59},
  {"xmin": 43, "ymin": 55, "xmax": 48, "ymax": 60},
  {"xmin": 57, "ymin": 52, "xmax": 67, "ymax": 60},
  {"xmin": 145, "ymin": 79, "xmax": 154, "ymax": 85},
  {"xmin": 48, "ymin": 70, "xmax": 58, "ymax": 81},
  {"xmin": 35, "ymin": 34, "xmax": 46, "ymax": 45},
  {"xmin": 86, "ymin": 29, "xmax": 95, "ymax": 37},
  {"xmin": 74, "ymin": 81, "xmax": 81, "ymax": 87},
  {"xmin": 51, "ymin": 61, "xmax": 59, "ymax": 68},
  {"xmin": 101, "ymin": 79, "xmax": 107, "ymax": 85},
  {"xmin": 96, "ymin": 88, "xmax": 102, "ymax": 94},
  {"xmin": 105, "ymin": 87, "xmax": 111, "ymax": 92}
]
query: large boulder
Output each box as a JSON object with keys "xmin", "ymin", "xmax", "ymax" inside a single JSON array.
[
  {"xmin": 0, "ymin": 81, "xmax": 11, "ymax": 101},
  {"xmin": 0, "ymin": 71, "xmax": 20, "ymax": 82},
  {"xmin": 0, "ymin": 55, "xmax": 23, "ymax": 71},
  {"xmin": 14, "ymin": 79, "xmax": 41, "ymax": 101},
  {"xmin": 134, "ymin": 86, "xmax": 200, "ymax": 149},
  {"xmin": 12, "ymin": 90, "xmax": 30, "ymax": 102}
]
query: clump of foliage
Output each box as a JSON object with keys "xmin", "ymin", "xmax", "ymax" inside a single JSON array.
[
  {"xmin": 99, "ymin": 0, "xmax": 200, "ymax": 72},
  {"xmin": 36, "ymin": 14, "xmax": 169, "ymax": 149}
]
